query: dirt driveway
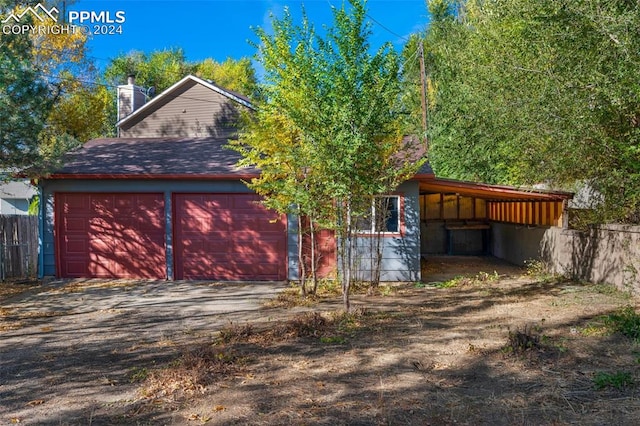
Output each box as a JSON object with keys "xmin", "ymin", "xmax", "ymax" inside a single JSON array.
[
  {"xmin": 2, "ymin": 257, "xmax": 640, "ymax": 425},
  {"xmin": 0, "ymin": 280, "xmax": 288, "ymax": 424}
]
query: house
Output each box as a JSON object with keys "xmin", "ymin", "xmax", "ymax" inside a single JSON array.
[
  {"xmin": 38, "ymin": 74, "xmax": 573, "ymax": 281},
  {"xmin": 0, "ymin": 179, "xmax": 36, "ymax": 215}
]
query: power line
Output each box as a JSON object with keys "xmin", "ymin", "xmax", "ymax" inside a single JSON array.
[
  {"xmin": 365, "ymin": 12, "xmax": 410, "ymax": 42},
  {"xmin": 325, "ymin": 0, "xmax": 411, "ymax": 43}
]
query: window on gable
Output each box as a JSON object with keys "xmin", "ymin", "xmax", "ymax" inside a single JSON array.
[{"xmin": 356, "ymin": 195, "xmax": 400, "ymax": 234}]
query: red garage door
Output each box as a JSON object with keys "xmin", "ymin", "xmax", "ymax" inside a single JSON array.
[
  {"xmin": 174, "ymin": 194, "xmax": 287, "ymax": 280},
  {"xmin": 56, "ymin": 193, "xmax": 166, "ymax": 279}
]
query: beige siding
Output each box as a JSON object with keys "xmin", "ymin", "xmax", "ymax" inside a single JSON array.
[{"xmin": 119, "ymin": 81, "xmax": 245, "ymax": 138}]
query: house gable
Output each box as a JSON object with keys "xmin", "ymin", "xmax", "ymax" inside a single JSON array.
[{"xmin": 118, "ymin": 75, "xmax": 254, "ymax": 138}]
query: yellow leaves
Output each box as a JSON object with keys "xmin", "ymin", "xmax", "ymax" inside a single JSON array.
[
  {"xmin": 47, "ymin": 85, "xmax": 112, "ymax": 142},
  {"xmin": 194, "ymin": 57, "xmax": 257, "ymax": 97},
  {"xmin": 18, "ymin": 10, "xmax": 89, "ymax": 73},
  {"xmin": 427, "ymin": 76, "xmax": 437, "ymax": 110}
]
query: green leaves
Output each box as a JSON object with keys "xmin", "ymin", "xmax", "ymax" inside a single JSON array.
[
  {"xmin": 422, "ymin": 0, "xmax": 640, "ymax": 222},
  {"xmin": 0, "ymin": 23, "xmax": 51, "ymax": 170},
  {"xmin": 234, "ymin": 0, "xmax": 425, "ymax": 308}
]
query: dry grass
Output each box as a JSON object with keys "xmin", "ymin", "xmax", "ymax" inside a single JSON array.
[
  {"xmin": 124, "ymin": 271, "xmax": 640, "ymax": 425},
  {"xmin": 137, "ymin": 344, "xmax": 248, "ymax": 409},
  {"xmin": 5, "ymin": 258, "xmax": 640, "ymax": 425}
]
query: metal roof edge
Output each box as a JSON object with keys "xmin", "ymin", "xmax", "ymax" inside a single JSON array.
[{"xmin": 420, "ymin": 177, "xmax": 574, "ymax": 200}]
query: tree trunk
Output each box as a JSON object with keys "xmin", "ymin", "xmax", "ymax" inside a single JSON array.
[
  {"xmin": 297, "ymin": 213, "xmax": 307, "ymax": 296},
  {"xmin": 371, "ymin": 198, "xmax": 386, "ymax": 287},
  {"xmin": 340, "ymin": 201, "xmax": 352, "ymax": 311},
  {"xmin": 309, "ymin": 215, "xmax": 318, "ymax": 294}
]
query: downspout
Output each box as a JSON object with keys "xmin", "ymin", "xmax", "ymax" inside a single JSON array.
[{"xmin": 37, "ymin": 184, "xmax": 45, "ymax": 279}]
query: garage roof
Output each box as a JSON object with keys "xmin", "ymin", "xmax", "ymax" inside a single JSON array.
[
  {"xmin": 49, "ymin": 135, "xmax": 433, "ymax": 181},
  {"xmin": 49, "ymin": 136, "xmax": 259, "ymax": 179},
  {"xmin": 419, "ymin": 177, "xmax": 573, "ymax": 202}
]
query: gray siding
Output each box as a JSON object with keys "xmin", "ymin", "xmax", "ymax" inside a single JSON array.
[
  {"xmin": 287, "ymin": 213, "xmax": 300, "ymax": 281},
  {"xmin": 119, "ymin": 81, "xmax": 243, "ymax": 138},
  {"xmin": 352, "ymin": 181, "xmax": 421, "ymax": 282},
  {"xmin": 287, "ymin": 181, "xmax": 421, "ymax": 282},
  {"xmin": 39, "ymin": 179, "xmax": 255, "ymax": 277}
]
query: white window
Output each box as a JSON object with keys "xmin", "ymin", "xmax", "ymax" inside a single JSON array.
[{"xmin": 356, "ymin": 195, "xmax": 400, "ymax": 234}]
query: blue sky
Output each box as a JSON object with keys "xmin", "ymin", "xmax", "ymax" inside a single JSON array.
[{"xmin": 68, "ymin": 0, "xmax": 430, "ymax": 70}]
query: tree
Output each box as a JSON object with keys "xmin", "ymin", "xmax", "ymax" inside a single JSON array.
[
  {"xmin": 103, "ymin": 49, "xmax": 259, "ymax": 134},
  {"xmin": 1, "ymin": 0, "xmax": 98, "ymax": 172},
  {"xmin": 0, "ymin": 16, "xmax": 52, "ymax": 171},
  {"xmin": 422, "ymin": 0, "xmax": 640, "ymax": 223},
  {"xmin": 104, "ymin": 49, "xmax": 191, "ymax": 94},
  {"xmin": 104, "ymin": 49, "xmax": 258, "ymax": 98},
  {"xmin": 193, "ymin": 57, "xmax": 258, "ymax": 99},
  {"xmin": 234, "ymin": 0, "xmax": 423, "ymax": 310}
]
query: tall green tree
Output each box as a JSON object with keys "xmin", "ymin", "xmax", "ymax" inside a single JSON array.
[
  {"xmin": 193, "ymin": 57, "xmax": 258, "ymax": 99},
  {"xmin": 104, "ymin": 49, "xmax": 191, "ymax": 94},
  {"xmin": 234, "ymin": 0, "xmax": 423, "ymax": 310},
  {"xmin": 1, "ymin": 0, "xmax": 98, "ymax": 172},
  {"xmin": 104, "ymin": 49, "xmax": 258, "ymax": 98},
  {"xmin": 422, "ymin": 0, "xmax": 640, "ymax": 223},
  {"xmin": 0, "ymin": 13, "xmax": 51, "ymax": 171}
]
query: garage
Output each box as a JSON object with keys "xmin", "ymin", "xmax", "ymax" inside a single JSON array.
[
  {"xmin": 55, "ymin": 193, "xmax": 167, "ymax": 279},
  {"xmin": 173, "ymin": 193, "xmax": 287, "ymax": 280},
  {"xmin": 54, "ymin": 191, "xmax": 288, "ymax": 281}
]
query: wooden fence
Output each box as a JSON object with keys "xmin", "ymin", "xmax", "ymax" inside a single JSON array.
[{"xmin": 0, "ymin": 215, "xmax": 38, "ymax": 280}]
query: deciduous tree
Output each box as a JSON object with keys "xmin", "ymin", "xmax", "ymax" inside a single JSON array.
[
  {"xmin": 421, "ymin": 0, "xmax": 640, "ymax": 223},
  {"xmin": 234, "ymin": 0, "xmax": 423, "ymax": 309}
]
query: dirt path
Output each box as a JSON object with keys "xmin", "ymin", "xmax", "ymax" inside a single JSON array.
[
  {"xmin": 2, "ymin": 257, "xmax": 640, "ymax": 425},
  {"xmin": 0, "ymin": 280, "xmax": 288, "ymax": 425}
]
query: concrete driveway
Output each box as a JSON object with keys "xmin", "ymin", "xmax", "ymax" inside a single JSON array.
[{"xmin": 0, "ymin": 279, "xmax": 287, "ymax": 425}]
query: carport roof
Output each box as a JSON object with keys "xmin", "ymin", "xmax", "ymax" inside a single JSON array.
[{"xmin": 419, "ymin": 177, "xmax": 573, "ymax": 201}]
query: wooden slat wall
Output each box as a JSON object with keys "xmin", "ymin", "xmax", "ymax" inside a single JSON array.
[
  {"xmin": 487, "ymin": 201, "xmax": 564, "ymax": 227},
  {"xmin": 421, "ymin": 195, "xmax": 565, "ymax": 227},
  {"xmin": 0, "ymin": 215, "xmax": 38, "ymax": 280},
  {"xmin": 420, "ymin": 194, "xmax": 487, "ymax": 221}
]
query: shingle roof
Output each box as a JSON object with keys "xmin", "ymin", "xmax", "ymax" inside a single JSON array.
[
  {"xmin": 50, "ymin": 135, "xmax": 434, "ymax": 181},
  {"xmin": 398, "ymin": 135, "xmax": 433, "ymax": 177},
  {"xmin": 50, "ymin": 136, "xmax": 257, "ymax": 178}
]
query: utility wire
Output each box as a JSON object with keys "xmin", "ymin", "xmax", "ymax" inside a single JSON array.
[{"xmin": 365, "ymin": 12, "xmax": 410, "ymax": 42}]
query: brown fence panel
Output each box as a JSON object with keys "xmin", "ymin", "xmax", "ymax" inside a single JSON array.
[{"xmin": 0, "ymin": 215, "xmax": 38, "ymax": 280}]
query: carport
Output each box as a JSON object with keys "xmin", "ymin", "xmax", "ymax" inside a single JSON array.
[{"xmin": 418, "ymin": 177, "xmax": 573, "ymax": 263}]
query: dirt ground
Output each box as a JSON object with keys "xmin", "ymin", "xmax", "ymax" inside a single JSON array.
[{"xmin": 2, "ymin": 256, "xmax": 640, "ymax": 425}]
